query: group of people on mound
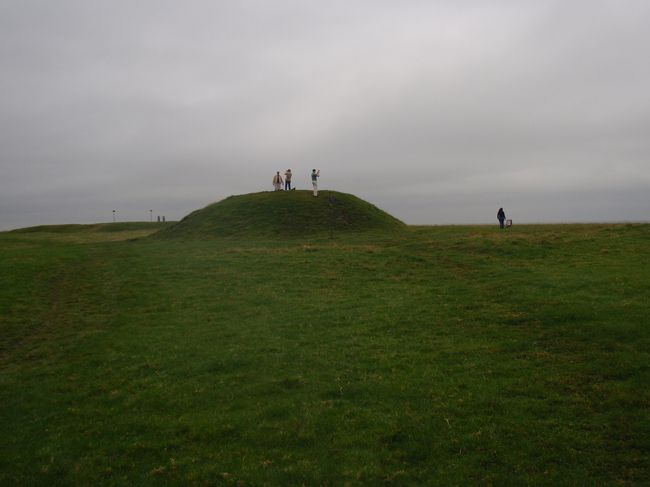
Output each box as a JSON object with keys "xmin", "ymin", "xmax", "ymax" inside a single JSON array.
[{"xmin": 273, "ymin": 169, "xmax": 321, "ymax": 196}]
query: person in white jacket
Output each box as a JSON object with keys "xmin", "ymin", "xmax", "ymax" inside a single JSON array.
[
  {"xmin": 311, "ymin": 169, "xmax": 320, "ymax": 196},
  {"xmin": 272, "ymin": 171, "xmax": 284, "ymax": 191}
]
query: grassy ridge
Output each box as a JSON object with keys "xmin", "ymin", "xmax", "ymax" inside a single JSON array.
[
  {"xmin": 1, "ymin": 222, "xmax": 649, "ymax": 485},
  {"xmin": 7, "ymin": 222, "xmax": 173, "ymax": 243},
  {"xmin": 9, "ymin": 222, "xmax": 164, "ymax": 234},
  {"xmin": 157, "ymin": 191, "xmax": 404, "ymax": 239}
]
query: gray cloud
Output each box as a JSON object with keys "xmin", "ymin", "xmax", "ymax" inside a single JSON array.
[{"xmin": 1, "ymin": 0, "xmax": 649, "ymax": 230}]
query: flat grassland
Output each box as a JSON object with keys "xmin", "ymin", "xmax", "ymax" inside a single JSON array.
[{"xmin": 1, "ymin": 221, "xmax": 649, "ymax": 485}]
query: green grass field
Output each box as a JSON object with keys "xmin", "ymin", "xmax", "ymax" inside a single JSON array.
[{"xmin": 1, "ymin": 192, "xmax": 649, "ymax": 485}]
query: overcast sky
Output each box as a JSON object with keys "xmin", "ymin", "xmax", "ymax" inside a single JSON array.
[{"xmin": 1, "ymin": 0, "xmax": 649, "ymax": 230}]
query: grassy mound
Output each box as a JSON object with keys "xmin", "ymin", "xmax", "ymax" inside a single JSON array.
[{"xmin": 158, "ymin": 190, "xmax": 404, "ymax": 238}]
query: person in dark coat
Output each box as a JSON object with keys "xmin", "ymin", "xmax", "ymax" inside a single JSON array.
[{"xmin": 497, "ymin": 208, "xmax": 506, "ymax": 229}]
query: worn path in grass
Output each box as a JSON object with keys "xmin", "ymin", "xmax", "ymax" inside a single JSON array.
[{"xmin": 1, "ymin": 222, "xmax": 649, "ymax": 485}]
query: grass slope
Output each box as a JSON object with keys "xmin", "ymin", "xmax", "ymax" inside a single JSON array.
[
  {"xmin": 157, "ymin": 190, "xmax": 404, "ymax": 239},
  {"xmin": 1, "ymin": 222, "xmax": 649, "ymax": 485}
]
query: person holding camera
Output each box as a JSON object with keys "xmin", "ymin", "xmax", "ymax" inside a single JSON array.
[
  {"xmin": 284, "ymin": 169, "xmax": 293, "ymax": 190},
  {"xmin": 311, "ymin": 169, "xmax": 320, "ymax": 196}
]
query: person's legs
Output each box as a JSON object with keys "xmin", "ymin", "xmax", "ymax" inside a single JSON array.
[
  {"xmin": 499, "ymin": 219, "xmax": 504, "ymax": 229},
  {"xmin": 285, "ymin": 180, "xmax": 291, "ymax": 190},
  {"xmin": 312, "ymin": 182, "xmax": 318, "ymax": 196}
]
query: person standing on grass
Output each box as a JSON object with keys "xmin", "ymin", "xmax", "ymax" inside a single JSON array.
[
  {"xmin": 497, "ymin": 207, "xmax": 506, "ymax": 229},
  {"xmin": 273, "ymin": 171, "xmax": 283, "ymax": 191},
  {"xmin": 311, "ymin": 169, "xmax": 320, "ymax": 196},
  {"xmin": 284, "ymin": 169, "xmax": 293, "ymax": 190}
]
